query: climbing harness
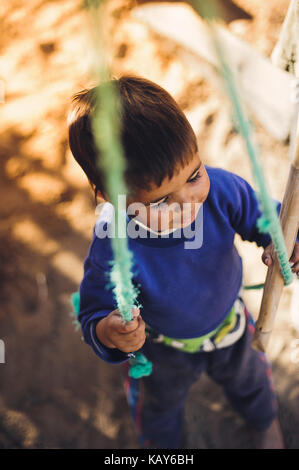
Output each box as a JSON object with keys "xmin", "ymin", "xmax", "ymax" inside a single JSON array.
[{"xmin": 145, "ymin": 293, "xmax": 246, "ymax": 353}]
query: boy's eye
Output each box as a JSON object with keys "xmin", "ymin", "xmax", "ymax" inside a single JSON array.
[
  {"xmin": 149, "ymin": 170, "xmax": 201, "ymax": 209},
  {"xmin": 188, "ymin": 171, "xmax": 201, "ymax": 183},
  {"xmin": 150, "ymin": 197, "xmax": 169, "ymax": 210}
]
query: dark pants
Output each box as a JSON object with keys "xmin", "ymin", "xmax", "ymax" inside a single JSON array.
[{"xmin": 124, "ymin": 300, "xmax": 277, "ymax": 449}]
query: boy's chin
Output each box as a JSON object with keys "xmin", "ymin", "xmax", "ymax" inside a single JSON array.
[{"xmin": 169, "ymin": 207, "xmax": 201, "ymax": 230}]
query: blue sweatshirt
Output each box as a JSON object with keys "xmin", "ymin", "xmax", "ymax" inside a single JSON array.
[{"xmin": 78, "ymin": 165, "xmax": 297, "ymax": 364}]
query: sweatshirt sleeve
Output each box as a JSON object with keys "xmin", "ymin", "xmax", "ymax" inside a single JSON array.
[
  {"xmin": 78, "ymin": 235, "xmax": 131, "ymax": 365},
  {"xmin": 228, "ymin": 172, "xmax": 299, "ymax": 249}
]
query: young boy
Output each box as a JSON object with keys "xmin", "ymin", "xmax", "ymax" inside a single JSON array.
[{"xmin": 68, "ymin": 75, "xmax": 299, "ymax": 449}]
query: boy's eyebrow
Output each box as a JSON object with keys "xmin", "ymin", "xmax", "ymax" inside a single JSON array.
[{"xmin": 145, "ymin": 162, "xmax": 202, "ymax": 205}]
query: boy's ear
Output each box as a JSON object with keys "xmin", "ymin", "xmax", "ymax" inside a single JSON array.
[{"xmin": 96, "ymin": 189, "xmax": 107, "ymax": 202}]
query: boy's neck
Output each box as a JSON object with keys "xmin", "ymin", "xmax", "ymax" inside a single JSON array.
[{"xmin": 131, "ymin": 217, "xmax": 180, "ymax": 236}]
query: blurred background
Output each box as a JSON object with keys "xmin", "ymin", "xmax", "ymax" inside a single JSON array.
[{"xmin": 0, "ymin": 0, "xmax": 298, "ymax": 448}]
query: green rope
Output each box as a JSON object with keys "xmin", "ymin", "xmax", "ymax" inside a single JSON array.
[
  {"xmin": 193, "ymin": 0, "xmax": 293, "ymax": 286},
  {"xmin": 70, "ymin": 291, "xmax": 81, "ymax": 331},
  {"xmin": 86, "ymin": 1, "xmax": 139, "ymax": 321},
  {"xmin": 128, "ymin": 352, "xmax": 153, "ymax": 379},
  {"xmin": 83, "ymin": 0, "xmax": 152, "ymax": 377},
  {"xmin": 243, "ymin": 283, "xmax": 265, "ymax": 290}
]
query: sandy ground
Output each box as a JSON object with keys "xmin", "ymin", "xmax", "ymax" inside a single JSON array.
[{"xmin": 0, "ymin": 0, "xmax": 298, "ymax": 448}]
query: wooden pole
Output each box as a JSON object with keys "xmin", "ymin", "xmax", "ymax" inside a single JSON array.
[{"xmin": 252, "ymin": 148, "xmax": 299, "ymax": 352}]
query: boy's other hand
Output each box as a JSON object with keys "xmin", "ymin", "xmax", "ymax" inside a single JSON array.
[
  {"xmin": 262, "ymin": 241, "xmax": 299, "ymax": 276},
  {"xmin": 95, "ymin": 307, "xmax": 146, "ymax": 353}
]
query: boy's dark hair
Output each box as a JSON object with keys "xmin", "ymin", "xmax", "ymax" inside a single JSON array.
[{"xmin": 68, "ymin": 76, "xmax": 198, "ymax": 200}]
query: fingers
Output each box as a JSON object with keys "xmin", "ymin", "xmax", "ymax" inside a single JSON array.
[
  {"xmin": 263, "ymin": 254, "xmax": 272, "ymax": 266},
  {"xmin": 262, "ymin": 243, "xmax": 274, "ymax": 266},
  {"xmin": 263, "ymin": 241, "xmax": 299, "ymax": 276},
  {"xmin": 288, "ymin": 242, "xmax": 299, "ymax": 276},
  {"xmin": 291, "ymin": 261, "xmax": 299, "ymax": 276},
  {"xmin": 114, "ymin": 307, "xmax": 141, "ymax": 333},
  {"xmin": 126, "ymin": 318, "xmax": 146, "ymax": 343},
  {"xmin": 115, "ymin": 320, "xmax": 146, "ymax": 353},
  {"xmin": 108, "ymin": 307, "xmax": 146, "ymax": 353},
  {"xmin": 289, "ymin": 242, "xmax": 299, "ymax": 263}
]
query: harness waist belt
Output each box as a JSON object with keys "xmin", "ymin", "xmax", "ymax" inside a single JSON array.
[{"xmin": 145, "ymin": 295, "xmax": 246, "ymax": 353}]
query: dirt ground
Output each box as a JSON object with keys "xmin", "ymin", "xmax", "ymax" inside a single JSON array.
[{"xmin": 0, "ymin": 0, "xmax": 298, "ymax": 449}]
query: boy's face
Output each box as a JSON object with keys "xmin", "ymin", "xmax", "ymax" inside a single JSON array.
[{"xmin": 127, "ymin": 153, "xmax": 210, "ymax": 233}]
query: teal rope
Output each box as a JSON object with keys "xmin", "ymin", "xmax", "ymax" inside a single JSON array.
[
  {"xmin": 83, "ymin": 0, "xmax": 152, "ymax": 378},
  {"xmin": 193, "ymin": 0, "xmax": 293, "ymax": 286},
  {"xmin": 70, "ymin": 291, "xmax": 81, "ymax": 331},
  {"xmin": 215, "ymin": 52, "xmax": 293, "ymax": 286},
  {"xmin": 85, "ymin": 0, "xmax": 140, "ymax": 321}
]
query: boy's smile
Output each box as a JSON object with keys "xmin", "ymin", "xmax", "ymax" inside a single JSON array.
[{"xmin": 127, "ymin": 153, "xmax": 210, "ymax": 233}]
